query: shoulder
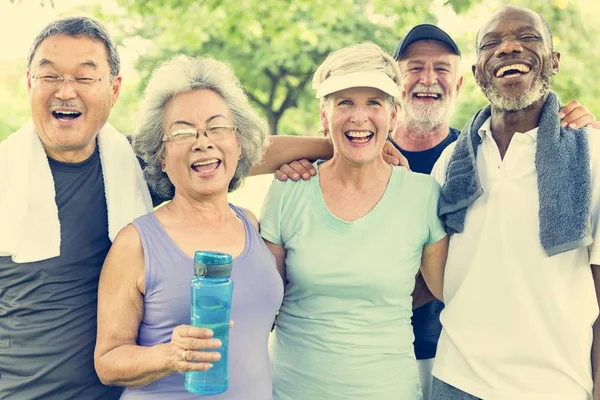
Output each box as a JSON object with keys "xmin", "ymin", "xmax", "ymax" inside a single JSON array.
[
  {"xmin": 112, "ymin": 223, "xmax": 143, "ymax": 251},
  {"xmin": 431, "ymin": 142, "xmax": 457, "ymax": 185},
  {"xmin": 586, "ymin": 128, "xmax": 600, "ymax": 185},
  {"xmin": 586, "ymin": 127, "xmax": 600, "ymax": 160},
  {"xmin": 239, "ymin": 207, "xmax": 260, "ymax": 231},
  {"xmin": 391, "ymin": 167, "xmax": 441, "ymax": 195},
  {"xmin": 448, "ymin": 127, "xmax": 461, "ymax": 142}
]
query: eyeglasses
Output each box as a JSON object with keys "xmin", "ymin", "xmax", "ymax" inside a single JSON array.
[
  {"xmin": 30, "ymin": 74, "xmax": 105, "ymax": 92},
  {"xmin": 162, "ymin": 125, "xmax": 238, "ymax": 144}
]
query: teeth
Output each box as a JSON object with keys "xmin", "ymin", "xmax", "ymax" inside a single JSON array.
[
  {"xmin": 192, "ymin": 159, "xmax": 219, "ymax": 167},
  {"xmin": 415, "ymin": 93, "xmax": 440, "ymax": 98},
  {"xmin": 54, "ymin": 111, "xmax": 80, "ymax": 115},
  {"xmin": 496, "ymin": 64, "xmax": 531, "ymax": 77},
  {"xmin": 346, "ymin": 131, "xmax": 372, "ymax": 138}
]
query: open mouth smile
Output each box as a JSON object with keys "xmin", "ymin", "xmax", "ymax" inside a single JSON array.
[
  {"xmin": 344, "ymin": 130, "xmax": 374, "ymax": 145},
  {"xmin": 412, "ymin": 92, "xmax": 442, "ymax": 100},
  {"xmin": 190, "ymin": 158, "xmax": 222, "ymax": 176},
  {"xmin": 52, "ymin": 110, "xmax": 82, "ymax": 121},
  {"xmin": 494, "ymin": 63, "xmax": 532, "ymax": 79}
]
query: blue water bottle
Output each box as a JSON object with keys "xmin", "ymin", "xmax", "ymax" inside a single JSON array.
[{"xmin": 185, "ymin": 251, "xmax": 234, "ymax": 395}]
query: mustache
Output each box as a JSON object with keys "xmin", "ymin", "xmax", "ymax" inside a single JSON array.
[
  {"xmin": 48, "ymin": 101, "xmax": 83, "ymax": 110},
  {"xmin": 410, "ymin": 83, "xmax": 444, "ymax": 96}
]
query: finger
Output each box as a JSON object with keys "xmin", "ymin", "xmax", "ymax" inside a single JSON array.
[
  {"xmin": 586, "ymin": 121, "xmax": 600, "ymax": 130},
  {"xmin": 279, "ymin": 164, "xmax": 301, "ymax": 181},
  {"xmin": 176, "ymin": 360, "xmax": 214, "ymax": 373},
  {"xmin": 274, "ymin": 170, "xmax": 289, "ymax": 182},
  {"xmin": 382, "ymin": 153, "xmax": 400, "ymax": 166},
  {"xmin": 559, "ymin": 106, "xmax": 590, "ymax": 127},
  {"xmin": 558, "ymin": 100, "xmax": 581, "ymax": 119},
  {"xmin": 289, "ymin": 160, "xmax": 311, "ymax": 180},
  {"xmin": 185, "ymin": 349, "xmax": 222, "ymax": 363},
  {"xmin": 297, "ymin": 159, "xmax": 316, "ymax": 178},
  {"xmin": 229, "ymin": 320, "xmax": 234, "ymax": 329},
  {"xmin": 183, "ymin": 338, "xmax": 222, "ymax": 351},
  {"xmin": 173, "ymin": 325, "xmax": 214, "ymax": 340},
  {"xmin": 565, "ymin": 115, "xmax": 595, "ymax": 129},
  {"xmin": 397, "ymin": 154, "xmax": 410, "ymax": 170}
]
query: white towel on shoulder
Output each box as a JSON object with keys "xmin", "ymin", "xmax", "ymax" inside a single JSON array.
[{"xmin": 0, "ymin": 120, "xmax": 152, "ymax": 263}]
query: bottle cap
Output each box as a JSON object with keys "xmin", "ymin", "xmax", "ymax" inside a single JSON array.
[{"xmin": 194, "ymin": 251, "xmax": 233, "ymax": 278}]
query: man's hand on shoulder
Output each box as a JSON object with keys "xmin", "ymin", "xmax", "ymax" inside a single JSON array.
[
  {"xmin": 274, "ymin": 159, "xmax": 316, "ymax": 182},
  {"xmin": 383, "ymin": 141, "xmax": 410, "ymax": 171},
  {"xmin": 559, "ymin": 100, "xmax": 600, "ymax": 129}
]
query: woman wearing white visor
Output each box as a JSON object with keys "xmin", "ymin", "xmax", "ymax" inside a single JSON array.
[{"xmin": 260, "ymin": 42, "xmax": 449, "ymax": 400}]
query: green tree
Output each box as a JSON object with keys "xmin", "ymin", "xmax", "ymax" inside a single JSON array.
[{"xmin": 104, "ymin": 0, "xmax": 442, "ymax": 135}]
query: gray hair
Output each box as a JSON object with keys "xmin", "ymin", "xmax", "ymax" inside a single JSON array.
[
  {"xmin": 27, "ymin": 16, "xmax": 120, "ymax": 77},
  {"xmin": 133, "ymin": 55, "xmax": 269, "ymax": 199}
]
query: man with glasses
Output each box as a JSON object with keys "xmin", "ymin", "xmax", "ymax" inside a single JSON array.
[
  {"xmin": 0, "ymin": 17, "xmax": 151, "ymax": 400},
  {"xmin": 0, "ymin": 17, "xmax": 337, "ymax": 400}
]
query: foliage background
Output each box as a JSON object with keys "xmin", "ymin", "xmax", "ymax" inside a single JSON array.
[{"xmin": 1, "ymin": 0, "xmax": 600, "ymax": 142}]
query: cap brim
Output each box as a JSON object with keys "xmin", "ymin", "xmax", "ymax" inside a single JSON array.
[{"xmin": 315, "ymin": 71, "xmax": 400, "ymax": 99}]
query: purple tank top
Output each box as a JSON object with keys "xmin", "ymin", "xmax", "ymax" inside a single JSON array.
[{"xmin": 120, "ymin": 204, "xmax": 283, "ymax": 400}]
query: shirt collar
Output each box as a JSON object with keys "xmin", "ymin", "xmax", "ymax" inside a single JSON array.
[{"xmin": 477, "ymin": 117, "xmax": 539, "ymax": 142}]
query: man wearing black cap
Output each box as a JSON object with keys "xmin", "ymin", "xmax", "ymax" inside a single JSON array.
[{"xmin": 388, "ymin": 23, "xmax": 463, "ymax": 400}]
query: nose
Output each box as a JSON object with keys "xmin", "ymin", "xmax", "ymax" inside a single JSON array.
[
  {"xmin": 191, "ymin": 130, "xmax": 214, "ymax": 151},
  {"xmin": 496, "ymin": 38, "xmax": 523, "ymax": 56},
  {"xmin": 54, "ymin": 79, "xmax": 78, "ymax": 100},
  {"xmin": 419, "ymin": 66, "xmax": 437, "ymax": 87},
  {"xmin": 350, "ymin": 105, "xmax": 368, "ymax": 125}
]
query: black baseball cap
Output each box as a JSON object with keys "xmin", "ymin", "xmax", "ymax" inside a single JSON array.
[{"xmin": 393, "ymin": 24, "xmax": 461, "ymax": 60}]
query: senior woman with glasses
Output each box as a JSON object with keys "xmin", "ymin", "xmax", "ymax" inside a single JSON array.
[
  {"xmin": 94, "ymin": 55, "xmax": 283, "ymax": 399},
  {"xmin": 260, "ymin": 42, "xmax": 449, "ymax": 400}
]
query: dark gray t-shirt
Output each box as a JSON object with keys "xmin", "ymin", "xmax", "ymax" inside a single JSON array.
[{"xmin": 0, "ymin": 147, "xmax": 122, "ymax": 399}]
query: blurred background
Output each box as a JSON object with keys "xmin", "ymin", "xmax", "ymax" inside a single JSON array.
[{"xmin": 2, "ymin": 0, "xmax": 599, "ymax": 213}]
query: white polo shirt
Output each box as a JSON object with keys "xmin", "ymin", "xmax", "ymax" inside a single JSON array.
[{"xmin": 431, "ymin": 118, "xmax": 600, "ymax": 400}]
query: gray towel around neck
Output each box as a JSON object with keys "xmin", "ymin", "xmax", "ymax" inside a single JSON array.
[{"xmin": 438, "ymin": 91, "xmax": 592, "ymax": 257}]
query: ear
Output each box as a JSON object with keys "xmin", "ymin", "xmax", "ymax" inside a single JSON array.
[
  {"xmin": 26, "ymin": 70, "xmax": 32, "ymax": 93},
  {"xmin": 455, "ymin": 74, "xmax": 464, "ymax": 96},
  {"xmin": 389, "ymin": 104, "xmax": 398, "ymax": 132},
  {"xmin": 551, "ymin": 51, "xmax": 560, "ymax": 75},
  {"xmin": 320, "ymin": 104, "xmax": 329, "ymax": 135},
  {"xmin": 110, "ymin": 75, "xmax": 122, "ymax": 107}
]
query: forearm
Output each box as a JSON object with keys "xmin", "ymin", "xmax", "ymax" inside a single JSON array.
[
  {"xmin": 250, "ymin": 135, "xmax": 333, "ymax": 176},
  {"xmin": 592, "ymin": 264, "xmax": 600, "ymax": 399},
  {"xmin": 96, "ymin": 343, "xmax": 172, "ymax": 388},
  {"xmin": 592, "ymin": 322, "xmax": 600, "ymax": 399}
]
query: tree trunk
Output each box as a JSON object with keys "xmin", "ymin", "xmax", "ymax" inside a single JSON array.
[{"xmin": 267, "ymin": 111, "xmax": 280, "ymax": 136}]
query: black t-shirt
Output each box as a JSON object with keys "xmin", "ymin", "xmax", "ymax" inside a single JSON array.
[
  {"xmin": 0, "ymin": 146, "xmax": 122, "ymax": 399},
  {"xmin": 389, "ymin": 127, "xmax": 460, "ymax": 175},
  {"xmin": 388, "ymin": 127, "xmax": 460, "ymax": 360}
]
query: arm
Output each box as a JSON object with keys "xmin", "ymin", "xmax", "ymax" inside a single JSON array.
[
  {"xmin": 250, "ymin": 136, "xmax": 333, "ymax": 176},
  {"xmin": 94, "ymin": 225, "xmax": 221, "ymax": 388},
  {"xmin": 592, "ymin": 264, "xmax": 600, "ymax": 399},
  {"xmin": 264, "ymin": 240, "xmax": 287, "ymax": 284},
  {"xmin": 419, "ymin": 235, "xmax": 449, "ymax": 301},
  {"xmin": 271, "ymin": 139, "xmax": 410, "ymax": 182}
]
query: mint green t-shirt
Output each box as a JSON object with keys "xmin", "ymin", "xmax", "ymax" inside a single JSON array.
[{"xmin": 260, "ymin": 163, "xmax": 446, "ymax": 400}]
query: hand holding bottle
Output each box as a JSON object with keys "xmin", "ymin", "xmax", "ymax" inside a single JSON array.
[{"xmin": 166, "ymin": 325, "xmax": 223, "ymax": 373}]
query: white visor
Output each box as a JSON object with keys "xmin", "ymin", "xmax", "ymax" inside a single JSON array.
[{"xmin": 315, "ymin": 70, "xmax": 400, "ymax": 99}]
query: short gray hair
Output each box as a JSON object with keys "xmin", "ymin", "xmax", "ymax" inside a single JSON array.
[
  {"xmin": 133, "ymin": 55, "xmax": 269, "ymax": 199},
  {"xmin": 27, "ymin": 16, "xmax": 120, "ymax": 77}
]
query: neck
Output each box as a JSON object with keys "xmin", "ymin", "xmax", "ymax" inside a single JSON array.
[
  {"xmin": 322, "ymin": 154, "xmax": 391, "ymax": 189},
  {"xmin": 490, "ymin": 94, "xmax": 547, "ymax": 157},
  {"xmin": 45, "ymin": 141, "xmax": 97, "ymax": 163},
  {"xmin": 390, "ymin": 123, "xmax": 450, "ymax": 152},
  {"xmin": 165, "ymin": 190, "xmax": 234, "ymax": 223}
]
